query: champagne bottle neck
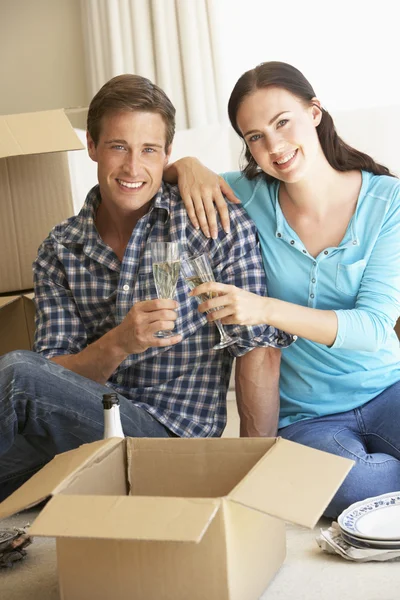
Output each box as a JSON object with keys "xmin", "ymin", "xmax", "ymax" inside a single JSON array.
[{"xmin": 103, "ymin": 404, "xmax": 125, "ymax": 439}]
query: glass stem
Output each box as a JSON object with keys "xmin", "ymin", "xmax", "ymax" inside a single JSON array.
[{"xmin": 215, "ymin": 319, "xmax": 230, "ymax": 342}]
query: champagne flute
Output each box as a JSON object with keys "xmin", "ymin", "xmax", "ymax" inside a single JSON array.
[
  {"xmin": 181, "ymin": 253, "xmax": 238, "ymax": 350},
  {"xmin": 150, "ymin": 242, "xmax": 181, "ymax": 338}
]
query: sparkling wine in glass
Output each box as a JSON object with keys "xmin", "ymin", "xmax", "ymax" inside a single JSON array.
[
  {"xmin": 182, "ymin": 253, "xmax": 238, "ymax": 350},
  {"xmin": 150, "ymin": 242, "xmax": 181, "ymax": 338}
]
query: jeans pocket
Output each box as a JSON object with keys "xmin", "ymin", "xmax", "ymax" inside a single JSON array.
[{"xmin": 336, "ymin": 260, "xmax": 366, "ymax": 296}]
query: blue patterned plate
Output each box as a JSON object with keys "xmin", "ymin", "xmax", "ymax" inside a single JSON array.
[
  {"xmin": 340, "ymin": 530, "xmax": 400, "ymax": 549},
  {"xmin": 338, "ymin": 492, "xmax": 400, "ymax": 541}
]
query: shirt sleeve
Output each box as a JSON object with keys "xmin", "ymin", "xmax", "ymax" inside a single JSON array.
[
  {"xmin": 205, "ymin": 202, "xmax": 295, "ymax": 357},
  {"xmin": 221, "ymin": 171, "xmax": 256, "ymax": 206},
  {"xmin": 332, "ymin": 183, "xmax": 400, "ymax": 351},
  {"xmin": 33, "ymin": 237, "xmax": 88, "ymax": 358}
]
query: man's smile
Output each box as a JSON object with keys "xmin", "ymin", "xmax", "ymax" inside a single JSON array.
[{"xmin": 116, "ymin": 179, "xmax": 145, "ymax": 190}]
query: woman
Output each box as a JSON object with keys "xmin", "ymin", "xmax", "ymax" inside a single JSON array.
[{"xmin": 165, "ymin": 61, "xmax": 400, "ymax": 518}]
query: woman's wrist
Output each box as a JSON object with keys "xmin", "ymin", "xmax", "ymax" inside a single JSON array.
[
  {"xmin": 164, "ymin": 157, "xmax": 201, "ymax": 183},
  {"xmin": 263, "ymin": 296, "xmax": 274, "ymax": 327}
]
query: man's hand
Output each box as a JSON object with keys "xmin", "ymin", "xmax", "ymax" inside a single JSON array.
[
  {"xmin": 51, "ymin": 298, "xmax": 182, "ymax": 384},
  {"xmin": 115, "ymin": 299, "xmax": 182, "ymax": 354}
]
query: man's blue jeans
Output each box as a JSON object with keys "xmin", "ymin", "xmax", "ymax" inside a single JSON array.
[
  {"xmin": 0, "ymin": 350, "xmax": 171, "ymax": 500},
  {"xmin": 279, "ymin": 380, "xmax": 400, "ymax": 519}
]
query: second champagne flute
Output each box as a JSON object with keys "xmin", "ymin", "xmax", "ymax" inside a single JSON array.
[
  {"xmin": 150, "ymin": 242, "xmax": 181, "ymax": 338},
  {"xmin": 181, "ymin": 253, "xmax": 238, "ymax": 350}
]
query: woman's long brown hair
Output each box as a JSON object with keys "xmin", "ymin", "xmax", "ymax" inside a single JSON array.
[{"xmin": 228, "ymin": 61, "xmax": 396, "ymax": 182}]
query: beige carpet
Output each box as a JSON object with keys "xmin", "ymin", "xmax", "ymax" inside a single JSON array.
[{"xmin": 1, "ymin": 398, "xmax": 399, "ymax": 599}]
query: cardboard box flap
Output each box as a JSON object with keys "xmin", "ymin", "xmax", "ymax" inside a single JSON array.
[
  {"xmin": 0, "ymin": 438, "xmax": 122, "ymax": 521},
  {"xmin": 0, "ymin": 295, "xmax": 20, "ymax": 309},
  {"xmin": 228, "ymin": 438, "xmax": 354, "ymax": 528},
  {"xmin": 0, "ymin": 293, "xmax": 34, "ymax": 311},
  {"xmin": 0, "ymin": 109, "xmax": 84, "ymax": 159},
  {"xmin": 30, "ymin": 495, "xmax": 220, "ymax": 542}
]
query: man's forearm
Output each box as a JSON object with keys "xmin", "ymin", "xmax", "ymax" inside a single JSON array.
[
  {"xmin": 235, "ymin": 347, "xmax": 281, "ymax": 437},
  {"xmin": 51, "ymin": 326, "xmax": 128, "ymax": 384},
  {"xmin": 49, "ymin": 298, "xmax": 180, "ymax": 384}
]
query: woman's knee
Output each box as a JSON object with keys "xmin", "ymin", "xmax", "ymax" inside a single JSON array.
[
  {"xmin": 324, "ymin": 453, "xmax": 400, "ymax": 519},
  {"xmin": 323, "ymin": 480, "xmax": 360, "ymax": 519}
]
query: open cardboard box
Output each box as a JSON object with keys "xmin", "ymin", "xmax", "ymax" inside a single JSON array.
[
  {"xmin": 0, "ymin": 436, "xmax": 353, "ymax": 600},
  {"xmin": 0, "ymin": 293, "xmax": 35, "ymax": 356},
  {"xmin": 0, "ymin": 109, "xmax": 85, "ymax": 293}
]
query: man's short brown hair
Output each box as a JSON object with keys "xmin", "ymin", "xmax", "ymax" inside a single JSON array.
[{"xmin": 87, "ymin": 74, "xmax": 176, "ymax": 150}]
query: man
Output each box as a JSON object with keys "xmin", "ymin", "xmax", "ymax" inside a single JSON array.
[{"xmin": 0, "ymin": 75, "xmax": 292, "ymax": 500}]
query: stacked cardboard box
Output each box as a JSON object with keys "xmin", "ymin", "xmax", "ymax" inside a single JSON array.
[
  {"xmin": 0, "ymin": 108, "xmax": 85, "ymax": 355},
  {"xmin": 0, "ymin": 293, "xmax": 35, "ymax": 356}
]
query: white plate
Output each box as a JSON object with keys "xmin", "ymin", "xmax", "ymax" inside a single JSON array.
[
  {"xmin": 341, "ymin": 531, "xmax": 400, "ymax": 550},
  {"xmin": 338, "ymin": 492, "xmax": 400, "ymax": 541}
]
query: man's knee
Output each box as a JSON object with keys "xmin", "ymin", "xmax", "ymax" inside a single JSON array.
[{"xmin": 0, "ymin": 350, "xmax": 45, "ymax": 377}]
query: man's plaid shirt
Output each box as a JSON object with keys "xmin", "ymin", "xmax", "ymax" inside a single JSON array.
[{"xmin": 33, "ymin": 183, "xmax": 293, "ymax": 437}]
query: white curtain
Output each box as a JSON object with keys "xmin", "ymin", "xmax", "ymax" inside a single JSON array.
[{"xmin": 80, "ymin": 0, "xmax": 226, "ymax": 130}]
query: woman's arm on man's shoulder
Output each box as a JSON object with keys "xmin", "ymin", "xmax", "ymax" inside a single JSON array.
[{"xmin": 164, "ymin": 157, "xmax": 240, "ymax": 237}]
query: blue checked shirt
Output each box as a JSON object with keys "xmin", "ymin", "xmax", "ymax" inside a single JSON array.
[{"xmin": 33, "ymin": 183, "xmax": 293, "ymax": 437}]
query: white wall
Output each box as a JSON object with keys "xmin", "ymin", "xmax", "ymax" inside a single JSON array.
[
  {"xmin": 1, "ymin": 0, "xmax": 397, "ymax": 116},
  {"xmin": 0, "ymin": 0, "xmax": 89, "ymax": 115},
  {"xmin": 2, "ymin": 0, "xmax": 396, "ymax": 196},
  {"xmin": 212, "ymin": 0, "xmax": 400, "ymax": 112}
]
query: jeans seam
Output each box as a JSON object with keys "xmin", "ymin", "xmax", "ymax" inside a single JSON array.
[
  {"xmin": 332, "ymin": 427, "xmax": 364, "ymax": 461},
  {"xmin": 354, "ymin": 407, "xmax": 371, "ymax": 450},
  {"xmin": 15, "ymin": 393, "xmax": 104, "ymax": 430},
  {"xmin": 333, "ymin": 428, "xmax": 399, "ymax": 465},
  {"xmin": 362, "ymin": 431, "xmax": 400, "ymax": 456},
  {"xmin": 354, "ymin": 406, "xmax": 400, "ymax": 456}
]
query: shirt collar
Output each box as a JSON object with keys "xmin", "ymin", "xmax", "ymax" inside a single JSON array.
[
  {"xmin": 152, "ymin": 182, "xmax": 172, "ymax": 222},
  {"xmin": 273, "ymin": 175, "xmax": 365, "ymax": 249},
  {"xmin": 59, "ymin": 185, "xmax": 100, "ymax": 245},
  {"xmin": 60, "ymin": 182, "xmax": 173, "ymax": 245},
  {"xmin": 273, "ymin": 182, "xmax": 285, "ymax": 237}
]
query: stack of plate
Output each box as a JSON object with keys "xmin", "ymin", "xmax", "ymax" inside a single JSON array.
[{"xmin": 338, "ymin": 491, "xmax": 400, "ymax": 549}]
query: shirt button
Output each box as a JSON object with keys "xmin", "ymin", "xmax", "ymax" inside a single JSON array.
[
  {"xmin": 312, "ymin": 278, "xmax": 316, "ymax": 283},
  {"xmin": 277, "ymin": 232, "xmax": 282, "ymax": 238},
  {"xmin": 302, "ymin": 249, "xmax": 307, "ymax": 254},
  {"xmin": 123, "ymin": 284, "xmax": 130, "ymax": 291},
  {"xmin": 147, "ymin": 224, "xmax": 151, "ymax": 228},
  {"xmin": 117, "ymin": 374, "xmax": 123, "ymax": 383},
  {"xmin": 352, "ymin": 240, "xmax": 357, "ymax": 245},
  {"xmin": 310, "ymin": 293, "xmax": 315, "ymax": 299},
  {"xmin": 324, "ymin": 250, "xmax": 328, "ymax": 255},
  {"xmin": 313, "ymin": 261, "xmax": 317, "ymax": 266},
  {"xmin": 290, "ymin": 240, "xmax": 295, "ymax": 245}
]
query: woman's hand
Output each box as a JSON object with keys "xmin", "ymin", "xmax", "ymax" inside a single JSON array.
[
  {"xmin": 190, "ymin": 281, "xmax": 339, "ymax": 346},
  {"xmin": 190, "ymin": 282, "xmax": 269, "ymax": 326},
  {"xmin": 164, "ymin": 158, "xmax": 240, "ymax": 238}
]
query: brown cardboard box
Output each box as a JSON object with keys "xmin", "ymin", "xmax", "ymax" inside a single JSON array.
[
  {"xmin": 0, "ymin": 437, "xmax": 353, "ymax": 600},
  {"xmin": 0, "ymin": 109, "xmax": 84, "ymax": 294},
  {"xmin": 0, "ymin": 293, "xmax": 35, "ymax": 356}
]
